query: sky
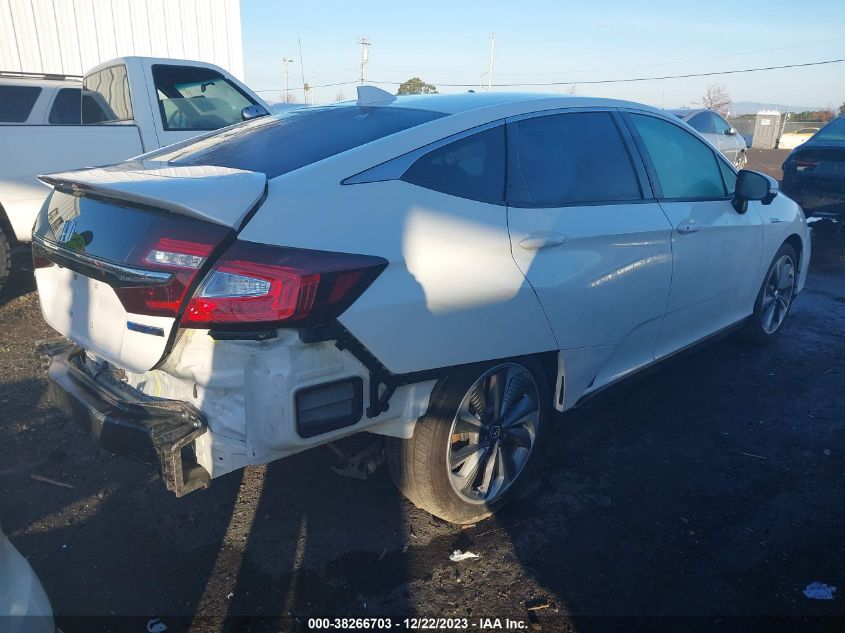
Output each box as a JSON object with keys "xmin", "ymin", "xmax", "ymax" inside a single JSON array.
[{"xmin": 240, "ymin": 0, "xmax": 845, "ymax": 112}]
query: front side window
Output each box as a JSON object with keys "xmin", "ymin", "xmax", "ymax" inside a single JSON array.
[
  {"xmin": 711, "ymin": 113, "xmax": 731, "ymax": 134},
  {"xmin": 507, "ymin": 111, "xmax": 641, "ymax": 206},
  {"xmin": 630, "ymin": 114, "xmax": 727, "ymax": 200},
  {"xmin": 717, "ymin": 159, "xmax": 737, "ymax": 195},
  {"xmin": 48, "ymin": 88, "xmax": 81, "ymax": 124},
  {"xmin": 401, "ymin": 126, "xmax": 505, "ymax": 204},
  {"xmin": 0, "ymin": 85, "xmax": 41, "ymax": 122},
  {"xmin": 153, "ymin": 65, "xmax": 256, "ymax": 131},
  {"xmin": 687, "ymin": 112, "xmax": 715, "ymax": 134},
  {"xmin": 82, "ymin": 65, "xmax": 133, "ymax": 123}
]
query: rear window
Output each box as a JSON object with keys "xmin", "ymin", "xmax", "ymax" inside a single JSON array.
[
  {"xmin": 0, "ymin": 85, "xmax": 42, "ymax": 122},
  {"xmin": 152, "ymin": 104, "xmax": 447, "ymax": 178},
  {"xmin": 82, "ymin": 64, "xmax": 133, "ymax": 123}
]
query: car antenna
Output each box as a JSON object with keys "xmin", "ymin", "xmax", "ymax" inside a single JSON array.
[{"xmin": 357, "ymin": 85, "xmax": 396, "ymax": 106}]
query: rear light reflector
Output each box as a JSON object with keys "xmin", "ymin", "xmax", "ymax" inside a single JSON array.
[{"xmin": 181, "ymin": 240, "xmax": 387, "ymax": 327}]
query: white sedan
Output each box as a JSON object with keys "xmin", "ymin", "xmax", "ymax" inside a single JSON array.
[{"xmin": 32, "ymin": 88, "xmax": 810, "ymax": 524}]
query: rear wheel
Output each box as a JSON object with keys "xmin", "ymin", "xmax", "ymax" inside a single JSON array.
[
  {"xmin": 0, "ymin": 226, "xmax": 10, "ymax": 294},
  {"xmin": 387, "ymin": 359, "xmax": 550, "ymax": 524},
  {"xmin": 742, "ymin": 243, "xmax": 797, "ymax": 344}
]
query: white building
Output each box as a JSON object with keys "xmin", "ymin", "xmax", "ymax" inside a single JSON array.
[{"xmin": 0, "ymin": 0, "xmax": 244, "ymax": 79}]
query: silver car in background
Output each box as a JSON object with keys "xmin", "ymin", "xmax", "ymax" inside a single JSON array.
[{"xmin": 668, "ymin": 108, "xmax": 748, "ymax": 169}]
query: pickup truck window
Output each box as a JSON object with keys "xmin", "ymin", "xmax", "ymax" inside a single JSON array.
[
  {"xmin": 0, "ymin": 85, "xmax": 42, "ymax": 122},
  {"xmin": 152, "ymin": 64, "xmax": 256, "ymax": 131},
  {"xmin": 48, "ymin": 88, "xmax": 82, "ymax": 125},
  {"xmin": 82, "ymin": 65, "xmax": 133, "ymax": 124}
]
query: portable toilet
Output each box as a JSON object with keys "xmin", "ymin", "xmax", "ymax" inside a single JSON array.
[{"xmin": 752, "ymin": 110, "xmax": 782, "ymax": 149}]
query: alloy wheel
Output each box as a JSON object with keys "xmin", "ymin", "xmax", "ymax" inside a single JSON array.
[
  {"xmin": 447, "ymin": 363, "xmax": 540, "ymax": 505},
  {"xmin": 762, "ymin": 255, "xmax": 795, "ymax": 334}
]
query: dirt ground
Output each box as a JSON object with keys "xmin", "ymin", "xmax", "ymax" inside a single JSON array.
[{"xmin": 1, "ymin": 149, "xmax": 844, "ymax": 632}]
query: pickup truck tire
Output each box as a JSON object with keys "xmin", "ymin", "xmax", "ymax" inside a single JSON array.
[
  {"xmin": 0, "ymin": 226, "xmax": 10, "ymax": 294},
  {"xmin": 387, "ymin": 359, "xmax": 549, "ymax": 525}
]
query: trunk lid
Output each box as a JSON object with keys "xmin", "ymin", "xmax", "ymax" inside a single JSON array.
[{"xmin": 33, "ymin": 164, "xmax": 267, "ymax": 373}]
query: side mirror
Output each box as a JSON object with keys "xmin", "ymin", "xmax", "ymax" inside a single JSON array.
[
  {"xmin": 727, "ymin": 127, "xmax": 737, "ymax": 135},
  {"xmin": 733, "ymin": 170, "xmax": 777, "ymax": 213},
  {"xmin": 241, "ymin": 104, "xmax": 269, "ymax": 121}
]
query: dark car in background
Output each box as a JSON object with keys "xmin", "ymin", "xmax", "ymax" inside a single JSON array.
[{"xmin": 782, "ymin": 116, "xmax": 845, "ymax": 216}]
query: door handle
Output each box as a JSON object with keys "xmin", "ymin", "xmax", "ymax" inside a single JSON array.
[
  {"xmin": 676, "ymin": 220, "xmax": 701, "ymax": 235},
  {"xmin": 519, "ymin": 232, "xmax": 567, "ymax": 250}
]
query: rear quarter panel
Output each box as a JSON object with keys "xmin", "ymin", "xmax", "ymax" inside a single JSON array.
[{"xmin": 238, "ymin": 177, "xmax": 558, "ymax": 375}]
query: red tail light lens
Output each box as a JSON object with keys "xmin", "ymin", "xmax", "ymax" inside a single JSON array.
[
  {"xmin": 114, "ymin": 222, "xmax": 231, "ymax": 317},
  {"xmin": 181, "ymin": 240, "xmax": 387, "ymax": 327},
  {"xmin": 794, "ymin": 155, "xmax": 820, "ymax": 170}
]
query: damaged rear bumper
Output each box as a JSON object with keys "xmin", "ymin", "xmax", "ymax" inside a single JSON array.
[{"xmin": 35, "ymin": 338, "xmax": 210, "ymax": 497}]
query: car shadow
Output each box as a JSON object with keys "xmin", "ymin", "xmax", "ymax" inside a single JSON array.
[{"xmin": 0, "ymin": 247, "xmax": 36, "ymax": 307}]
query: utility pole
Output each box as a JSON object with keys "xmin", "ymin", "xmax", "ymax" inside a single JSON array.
[
  {"xmin": 282, "ymin": 57, "xmax": 293, "ymax": 103},
  {"xmin": 357, "ymin": 37, "xmax": 371, "ymax": 85},
  {"xmin": 486, "ymin": 32, "xmax": 495, "ymax": 92}
]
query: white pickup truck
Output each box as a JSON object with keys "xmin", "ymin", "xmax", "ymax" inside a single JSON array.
[{"xmin": 0, "ymin": 56, "xmax": 271, "ymax": 291}]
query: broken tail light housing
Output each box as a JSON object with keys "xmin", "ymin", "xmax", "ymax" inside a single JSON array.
[
  {"xmin": 181, "ymin": 240, "xmax": 387, "ymax": 327},
  {"xmin": 114, "ymin": 223, "xmax": 232, "ymax": 317}
]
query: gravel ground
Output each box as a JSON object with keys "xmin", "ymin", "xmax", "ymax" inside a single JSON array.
[{"xmin": 1, "ymin": 150, "xmax": 844, "ymax": 632}]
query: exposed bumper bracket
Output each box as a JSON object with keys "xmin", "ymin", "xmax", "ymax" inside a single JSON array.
[{"xmin": 34, "ymin": 338, "xmax": 210, "ymax": 497}]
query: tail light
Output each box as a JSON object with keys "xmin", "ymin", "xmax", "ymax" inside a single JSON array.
[
  {"xmin": 793, "ymin": 155, "xmax": 820, "ymax": 171},
  {"xmin": 114, "ymin": 222, "xmax": 232, "ymax": 317},
  {"xmin": 181, "ymin": 240, "xmax": 387, "ymax": 327}
]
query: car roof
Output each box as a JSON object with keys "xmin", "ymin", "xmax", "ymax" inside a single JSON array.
[
  {"xmin": 379, "ymin": 92, "xmax": 665, "ymax": 117},
  {"xmin": 666, "ymin": 108, "xmax": 708, "ymax": 119},
  {"xmin": 0, "ymin": 77, "xmax": 80, "ymax": 89}
]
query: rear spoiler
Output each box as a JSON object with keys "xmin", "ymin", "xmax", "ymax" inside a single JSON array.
[{"xmin": 38, "ymin": 164, "xmax": 267, "ymax": 229}]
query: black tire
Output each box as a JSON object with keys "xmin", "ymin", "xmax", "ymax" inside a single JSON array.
[
  {"xmin": 387, "ymin": 358, "xmax": 550, "ymax": 524},
  {"xmin": 0, "ymin": 226, "xmax": 10, "ymax": 295},
  {"xmin": 742, "ymin": 242, "xmax": 798, "ymax": 345}
]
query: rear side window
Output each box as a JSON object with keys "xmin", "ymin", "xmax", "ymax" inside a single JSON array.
[
  {"xmin": 630, "ymin": 114, "xmax": 727, "ymax": 199},
  {"xmin": 48, "ymin": 88, "xmax": 81, "ymax": 124},
  {"xmin": 0, "ymin": 85, "xmax": 41, "ymax": 122},
  {"xmin": 401, "ymin": 126, "xmax": 505, "ymax": 204},
  {"xmin": 155, "ymin": 105, "xmax": 447, "ymax": 178},
  {"xmin": 152, "ymin": 64, "xmax": 256, "ymax": 131},
  {"xmin": 507, "ymin": 111, "xmax": 641, "ymax": 206},
  {"xmin": 82, "ymin": 64, "xmax": 133, "ymax": 123}
]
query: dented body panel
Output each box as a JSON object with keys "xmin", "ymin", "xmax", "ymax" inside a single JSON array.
[{"xmin": 121, "ymin": 329, "xmax": 435, "ymax": 478}]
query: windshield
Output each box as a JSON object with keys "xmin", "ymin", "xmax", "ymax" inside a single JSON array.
[
  {"xmin": 812, "ymin": 117, "xmax": 845, "ymax": 142},
  {"xmin": 148, "ymin": 104, "xmax": 447, "ymax": 178}
]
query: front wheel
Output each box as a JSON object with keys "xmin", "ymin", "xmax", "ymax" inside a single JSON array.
[
  {"xmin": 742, "ymin": 243, "xmax": 798, "ymax": 344},
  {"xmin": 387, "ymin": 359, "xmax": 550, "ymax": 524}
]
